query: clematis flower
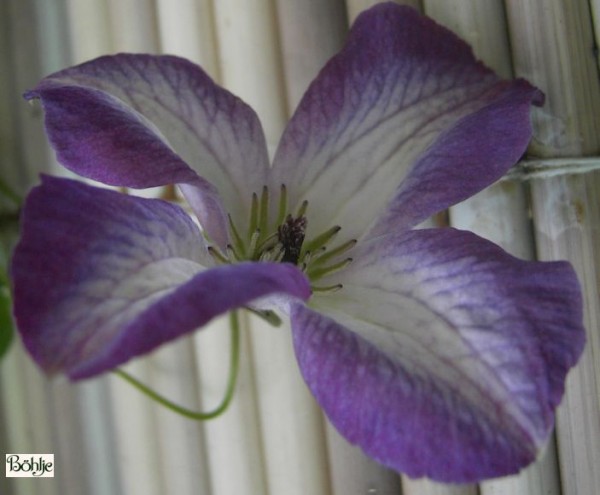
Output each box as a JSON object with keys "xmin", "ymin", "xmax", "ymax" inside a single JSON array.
[{"xmin": 12, "ymin": 3, "xmax": 584, "ymax": 483}]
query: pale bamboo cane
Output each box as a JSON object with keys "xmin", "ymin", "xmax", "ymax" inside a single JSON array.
[
  {"xmin": 2, "ymin": 1, "xmax": 86, "ymax": 494},
  {"xmin": 346, "ymin": 0, "xmax": 422, "ymax": 23},
  {"xmin": 196, "ymin": 314, "xmax": 268, "ymax": 495},
  {"xmin": 65, "ymin": 0, "xmax": 113, "ymax": 64},
  {"xmin": 212, "ymin": 1, "xmax": 334, "ymax": 493},
  {"xmin": 153, "ymin": 2, "xmax": 233, "ymax": 495},
  {"xmin": 107, "ymin": 0, "xmax": 159, "ymax": 57},
  {"xmin": 275, "ymin": 0, "xmax": 348, "ymax": 110},
  {"xmin": 506, "ymin": 0, "xmax": 600, "ymax": 493},
  {"xmin": 147, "ymin": 344, "xmax": 211, "ymax": 495},
  {"xmin": 529, "ymin": 167, "xmax": 600, "ymax": 495},
  {"xmin": 592, "ymin": 0, "xmax": 600, "ymax": 69}
]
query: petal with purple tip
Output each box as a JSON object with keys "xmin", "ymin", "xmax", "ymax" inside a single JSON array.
[
  {"xmin": 272, "ymin": 4, "xmax": 542, "ymax": 242},
  {"xmin": 26, "ymin": 54, "xmax": 271, "ymax": 245},
  {"xmin": 291, "ymin": 228, "xmax": 583, "ymax": 482},
  {"xmin": 11, "ymin": 176, "xmax": 310, "ymax": 379}
]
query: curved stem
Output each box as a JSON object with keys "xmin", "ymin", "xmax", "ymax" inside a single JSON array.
[{"xmin": 113, "ymin": 310, "xmax": 241, "ymax": 421}]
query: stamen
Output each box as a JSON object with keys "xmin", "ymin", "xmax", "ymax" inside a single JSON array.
[
  {"xmin": 248, "ymin": 192, "xmax": 259, "ymax": 240},
  {"xmin": 226, "ymin": 244, "xmax": 242, "ymax": 262},
  {"xmin": 272, "ymin": 243, "xmax": 285, "ymax": 262},
  {"xmin": 228, "ymin": 214, "xmax": 246, "ymax": 258},
  {"xmin": 276, "ymin": 184, "xmax": 287, "ymax": 226},
  {"xmin": 256, "ymin": 231, "xmax": 279, "ymax": 253},
  {"xmin": 307, "ymin": 257, "xmax": 353, "ymax": 280},
  {"xmin": 301, "ymin": 250, "xmax": 312, "ymax": 265},
  {"xmin": 258, "ymin": 186, "xmax": 269, "ymax": 241},
  {"xmin": 301, "ymin": 225, "xmax": 341, "ymax": 256},
  {"xmin": 311, "ymin": 284, "xmax": 343, "ymax": 293},
  {"xmin": 296, "ymin": 200, "xmax": 308, "ymax": 217},
  {"xmin": 248, "ymin": 229, "xmax": 261, "ymax": 259},
  {"xmin": 311, "ymin": 239, "xmax": 357, "ymax": 266},
  {"xmin": 208, "ymin": 246, "xmax": 230, "ymax": 264}
]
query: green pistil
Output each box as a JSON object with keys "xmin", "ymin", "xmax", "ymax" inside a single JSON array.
[
  {"xmin": 306, "ymin": 257, "xmax": 353, "ymax": 281},
  {"xmin": 301, "ymin": 225, "xmax": 341, "ymax": 258}
]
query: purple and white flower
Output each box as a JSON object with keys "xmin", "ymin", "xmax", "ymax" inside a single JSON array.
[{"xmin": 12, "ymin": 4, "xmax": 584, "ymax": 483}]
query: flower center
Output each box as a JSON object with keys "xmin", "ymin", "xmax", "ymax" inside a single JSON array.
[{"xmin": 207, "ymin": 185, "xmax": 355, "ymax": 293}]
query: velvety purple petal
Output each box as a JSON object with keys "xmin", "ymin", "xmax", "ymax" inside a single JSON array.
[
  {"xmin": 271, "ymin": 4, "xmax": 542, "ymax": 243},
  {"xmin": 11, "ymin": 176, "xmax": 310, "ymax": 379},
  {"xmin": 291, "ymin": 228, "xmax": 583, "ymax": 482},
  {"xmin": 26, "ymin": 54, "xmax": 271, "ymax": 246}
]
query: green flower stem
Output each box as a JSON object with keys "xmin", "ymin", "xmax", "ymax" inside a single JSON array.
[{"xmin": 113, "ymin": 310, "xmax": 241, "ymax": 421}]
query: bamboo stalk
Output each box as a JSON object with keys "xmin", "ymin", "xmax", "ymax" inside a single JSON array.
[
  {"xmin": 107, "ymin": 0, "xmax": 159, "ymax": 55},
  {"xmin": 148, "ymin": 343, "xmax": 211, "ymax": 495},
  {"xmin": 32, "ymin": 0, "xmax": 71, "ymax": 176},
  {"xmin": 506, "ymin": 1, "xmax": 600, "ymax": 494},
  {"xmin": 2, "ymin": 0, "xmax": 86, "ymax": 495},
  {"xmin": 211, "ymin": 2, "xmax": 334, "ymax": 494},
  {"xmin": 76, "ymin": 379, "xmax": 122, "ymax": 495},
  {"xmin": 505, "ymin": 0, "xmax": 600, "ymax": 157},
  {"xmin": 45, "ymin": 378, "xmax": 89, "ymax": 494},
  {"xmin": 212, "ymin": 0, "xmax": 287, "ymax": 145},
  {"xmin": 346, "ymin": 0, "xmax": 422, "ymax": 23},
  {"xmin": 247, "ymin": 315, "xmax": 331, "ymax": 495},
  {"xmin": 154, "ymin": 3, "xmax": 271, "ymax": 493},
  {"xmin": 530, "ymin": 168, "xmax": 600, "ymax": 495},
  {"xmin": 65, "ymin": 0, "xmax": 114, "ymax": 64},
  {"xmin": 273, "ymin": 2, "xmax": 360, "ymax": 494},
  {"xmin": 155, "ymin": 0, "xmax": 220, "ymax": 76},
  {"xmin": 5, "ymin": 0, "xmax": 50, "ymax": 193},
  {"xmin": 592, "ymin": 0, "xmax": 600, "ymax": 69},
  {"xmin": 326, "ymin": 424, "xmax": 404, "ymax": 495},
  {"xmin": 0, "ymin": 341, "xmax": 50, "ymax": 495},
  {"xmin": 194, "ymin": 314, "xmax": 268, "ymax": 495},
  {"xmin": 0, "ymin": 0, "xmax": 20, "ymax": 213},
  {"xmin": 108, "ymin": 361, "xmax": 164, "ymax": 495},
  {"xmin": 275, "ymin": 0, "xmax": 347, "ymax": 110},
  {"xmin": 107, "ymin": 6, "xmax": 213, "ymax": 491}
]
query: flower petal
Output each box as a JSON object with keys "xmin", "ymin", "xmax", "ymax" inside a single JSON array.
[
  {"xmin": 291, "ymin": 228, "xmax": 584, "ymax": 482},
  {"xmin": 11, "ymin": 176, "xmax": 310, "ymax": 379},
  {"xmin": 271, "ymin": 4, "xmax": 542, "ymax": 242},
  {"xmin": 26, "ymin": 54, "xmax": 271, "ymax": 246}
]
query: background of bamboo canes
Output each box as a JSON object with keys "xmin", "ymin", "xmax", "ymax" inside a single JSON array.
[{"xmin": 1, "ymin": 1, "xmax": 599, "ymax": 494}]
